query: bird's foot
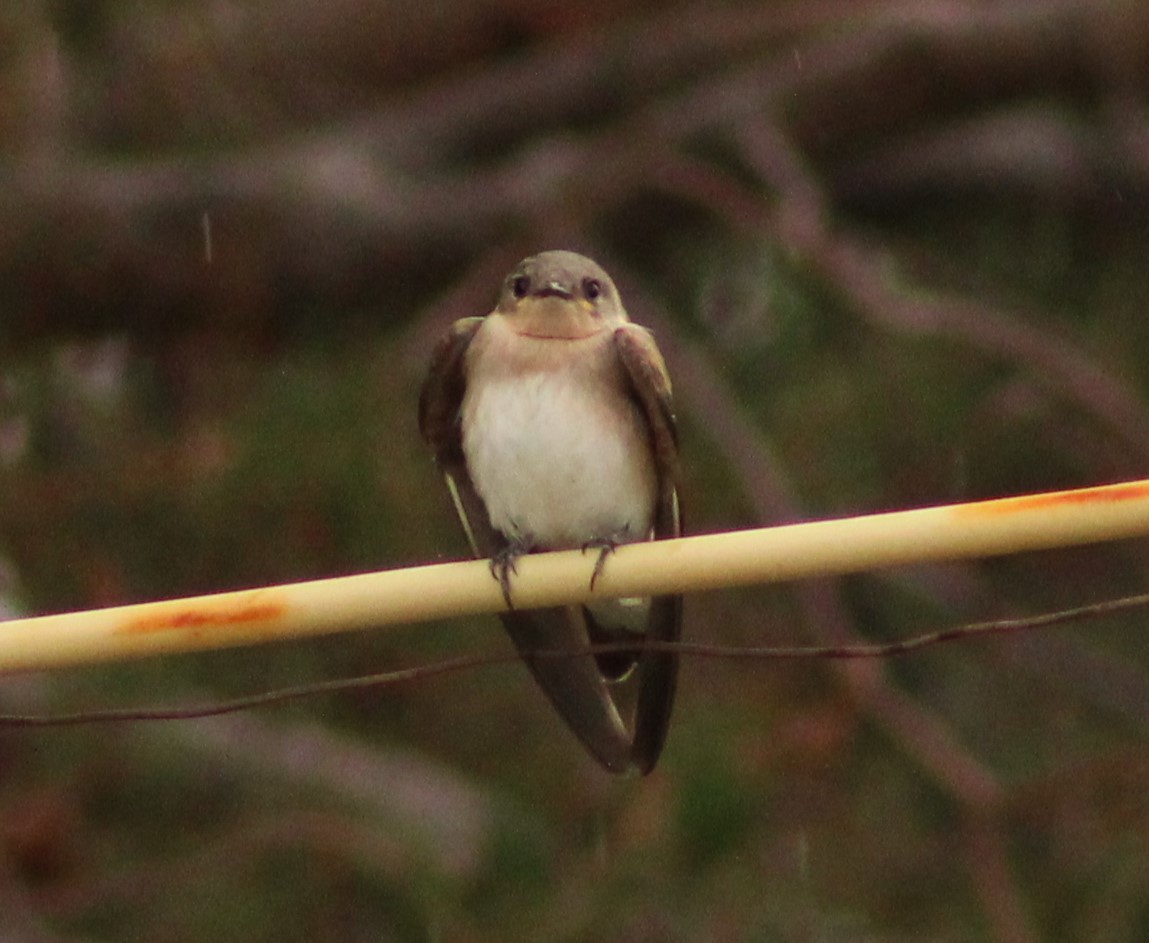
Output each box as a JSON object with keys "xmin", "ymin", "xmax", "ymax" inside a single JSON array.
[
  {"xmin": 581, "ymin": 538, "xmax": 621, "ymax": 591},
  {"xmin": 489, "ymin": 543, "xmax": 528, "ymax": 609}
]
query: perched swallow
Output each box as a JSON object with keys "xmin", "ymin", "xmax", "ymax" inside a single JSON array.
[{"xmin": 418, "ymin": 250, "xmax": 682, "ymax": 774}]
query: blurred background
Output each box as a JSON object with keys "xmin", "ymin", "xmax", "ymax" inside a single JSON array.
[{"xmin": 2, "ymin": 0, "xmax": 1149, "ymax": 939}]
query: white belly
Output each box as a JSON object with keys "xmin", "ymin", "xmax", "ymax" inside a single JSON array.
[{"xmin": 461, "ymin": 369, "xmax": 656, "ymax": 549}]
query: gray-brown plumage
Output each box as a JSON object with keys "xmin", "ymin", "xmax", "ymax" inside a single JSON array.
[{"xmin": 419, "ymin": 250, "xmax": 682, "ymax": 773}]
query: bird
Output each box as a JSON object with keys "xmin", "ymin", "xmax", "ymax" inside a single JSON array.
[{"xmin": 418, "ymin": 250, "xmax": 682, "ymax": 774}]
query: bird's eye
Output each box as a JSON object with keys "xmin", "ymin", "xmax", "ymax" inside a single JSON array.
[
  {"xmin": 583, "ymin": 278, "xmax": 603, "ymax": 301},
  {"xmin": 510, "ymin": 275, "xmax": 530, "ymax": 299}
]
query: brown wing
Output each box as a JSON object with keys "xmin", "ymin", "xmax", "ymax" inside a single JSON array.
[
  {"xmin": 418, "ymin": 317, "xmax": 493, "ymax": 556},
  {"xmin": 419, "ymin": 316, "xmax": 636, "ymax": 772},
  {"xmin": 613, "ymin": 324, "xmax": 683, "ymax": 773}
]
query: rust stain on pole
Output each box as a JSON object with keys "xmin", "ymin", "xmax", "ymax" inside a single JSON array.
[
  {"xmin": 954, "ymin": 481, "xmax": 1149, "ymax": 517},
  {"xmin": 118, "ymin": 600, "xmax": 287, "ymax": 637}
]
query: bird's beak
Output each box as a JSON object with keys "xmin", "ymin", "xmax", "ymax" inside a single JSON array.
[{"xmin": 535, "ymin": 281, "xmax": 574, "ymax": 300}]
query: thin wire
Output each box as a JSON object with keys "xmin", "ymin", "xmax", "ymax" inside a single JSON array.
[{"xmin": 2, "ymin": 592, "xmax": 1145, "ymax": 728}]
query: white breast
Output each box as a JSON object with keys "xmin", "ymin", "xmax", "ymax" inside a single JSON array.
[{"xmin": 461, "ymin": 341, "xmax": 657, "ymax": 550}]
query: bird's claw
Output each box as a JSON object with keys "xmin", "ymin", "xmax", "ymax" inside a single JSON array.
[
  {"xmin": 581, "ymin": 538, "xmax": 620, "ymax": 591},
  {"xmin": 489, "ymin": 545, "xmax": 524, "ymax": 609}
]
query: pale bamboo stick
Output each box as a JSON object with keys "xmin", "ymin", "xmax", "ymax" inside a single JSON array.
[{"xmin": 2, "ymin": 479, "xmax": 1149, "ymax": 673}]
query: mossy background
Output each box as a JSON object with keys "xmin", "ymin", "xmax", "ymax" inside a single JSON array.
[{"xmin": 3, "ymin": 1, "xmax": 1149, "ymax": 940}]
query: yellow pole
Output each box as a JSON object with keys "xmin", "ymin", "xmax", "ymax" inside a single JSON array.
[{"xmin": 2, "ymin": 479, "xmax": 1149, "ymax": 673}]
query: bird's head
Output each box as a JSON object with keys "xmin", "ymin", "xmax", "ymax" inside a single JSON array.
[{"xmin": 495, "ymin": 251, "xmax": 627, "ymax": 339}]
